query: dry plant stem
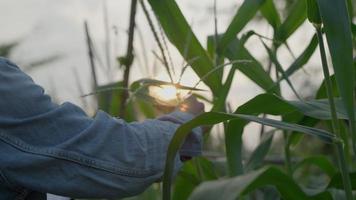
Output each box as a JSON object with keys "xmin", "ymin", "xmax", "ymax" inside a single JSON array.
[
  {"xmin": 103, "ymin": 0, "xmax": 112, "ymax": 71},
  {"xmin": 136, "ymin": 26, "xmax": 150, "ymax": 76},
  {"xmin": 84, "ymin": 21, "xmax": 98, "ymax": 91},
  {"xmin": 213, "ymin": 0, "xmax": 218, "ymax": 66},
  {"xmin": 316, "ymin": 27, "xmax": 353, "ymax": 200},
  {"xmin": 119, "ymin": 0, "xmax": 138, "ymax": 117},
  {"xmin": 159, "ymin": 25, "xmax": 176, "ymax": 76},
  {"xmin": 73, "ymin": 68, "xmax": 89, "ymax": 110},
  {"xmin": 139, "ymin": 0, "xmax": 174, "ymax": 83}
]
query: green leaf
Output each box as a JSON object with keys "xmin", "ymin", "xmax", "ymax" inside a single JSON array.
[
  {"xmin": 125, "ymin": 184, "xmax": 161, "ymax": 200},
  {"xmin": 306, "ymin": 0, "xmax": 321, "ymax": 25},
  {"xmin": 224, "ymin": 38, "xmax": 277, "ymax": 93},
  {"xmin": 188, "ymin": 167, "xmax": 332, "ymax": 200},
  {"xmin": 316, "ymin": 74, "xmax": 339, "ymax": 99},
  {"xmin": 272, "ymin": 34, "xmax": 318, "ymax": 87},
  {"xmin": 261, "ymin": 41, "xmax": 300, "ymax": 98},
  {"xmin": 317, "ymin": 0, "xmax": 356, "ymax": 150},
  {"xmin": 288, "ymin": 98, "xmax": 350, "ymax": 120},
  {"xmin": 136, "ymin": 99, "xmax": 156, "ymax": 118},
  {"xmin": 260, "ymin": 0, "xmax": 281, "ymax": 30},
  {"xmin": 212, "ymin": 31, "xmax": 273, "ymax": 110},
  {"xmin": 275, "ymin": 0, "xmax": 307, "ymax": 44},
  {"xmin": 346, "ymin": 0, "xmax": 353, "ymax": 20},
  {"xmin": 233, "ymin": 92, "xmax": 350, "ymax": 123},
  {"xmin": 244, "ymin": 130, "xmax": 274, "ymax": 172},
  {"xmin": 225, "ymin": 93, "xmax": 349, "ymax": 177},
  {"xmin": 212, "ymin": 66, "xmax": 236, "ymax": 111},
  {"xmin": 293, "ymin": 155, "xmax": 337, "ymax": 177},
  {"xmin": 352, "ymin": 23, "xmax": 356, "ymax": 36},
  {"xmin": 218, "ymin": 0, "xmax": 267, "ymax": 54},
  {"xmin": 147, "ymin": 0, "xmax": 221, "ymax": 93},
  {"xmin": 328, "ymin": 172, "xmax": 356, "ymax": 190},
  {"xmin": 173, "ymin": 157, "xmax": 217, "ymax": 200},
  {"xmin": 97, "ymin": 81, "xmax": 136, "ymax": 121},
  {"xmin": 163, "ymin": 111, "xmax": 338, "ymax": 199},
  {"xmin": 225, "ymin": 94, "xmax": 295, "ymax": 176}
]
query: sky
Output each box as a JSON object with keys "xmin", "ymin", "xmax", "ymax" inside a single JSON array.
[{"xmin": 0, "ymin": 0, "xmax": 324, "ymax": 150}]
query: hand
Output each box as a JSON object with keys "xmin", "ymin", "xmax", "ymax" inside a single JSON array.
[
  {"xmin": 178, "ymin": 95, "xmax": 205, "ymax": 116},
  {"xmin": 177, "ymin": 95, "xmax": 205, "ymax": 163}
]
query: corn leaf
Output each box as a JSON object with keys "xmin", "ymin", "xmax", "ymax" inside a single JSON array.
[
  {"xmin": 317, "ymin": 0, "xmax": 355, "ymax": 150},
  {"xmin": 147, "ymin": 0, "xmax": 221, "ymax": 93},
  {"xmin": 217, "ymin": 0, "xmax": 267, "ymax": 54},
  {"xmin": 225, "ymin": 94, "xmax": 295, "ymax": 176},
  {"xmin": 272, "ymin": 34, "xmax": 318, "ymax": 87},
  {"xmin": 260, "ymin": 0, "xmax": 281, "ymax": 30},
  {"xmin": 306, "ymin": 0, "xmax": 321, "ymax": 25},
  {"xmin": 316, "ymin": 74, "xmax": 339, "ymax": 99},
  {"xmin": 261, "ymin": 41, "xmax": 300, "ymax": 98},
  {"xmin": 244, "ymin": 131, "xmax": 274, "ymax": 172},
  {"xmin": 97, "ymin": 81, "xmax": 136, "ymax": 121},
  {"xmin": 293, "ymin": 155, "xmax": 337, "ymax": 177},
  {"xmin": 173, "ymin": 157, "xmax": 217, "ymax": 200},
  {"xmin": 224, "ymin": 38, "xmax": 277, "ymax": 93},
  {"xmin": 275, "ymin": 0, "xmax": 307, "ymax": 44},
  {"xmin": 225, "ymin": 93, "xmax": 349, "ymax": 177},
  {"xmin": 163, "ymin": 111, "xmax": 339, "ymax": 199},
  {"xmin": 288, "ymin": 98, "xmax": 351, "ymax": 120},
  {"xmin": 188, "ymin": 167, "xmax": 332, "ymax": 200},
  {"xmin": 212, "ymin": 66, "xmax": 236, "ymax": 111},
  {"xmin": 328, "ymin": 172, "xmax": 356, "ymax": 190}
]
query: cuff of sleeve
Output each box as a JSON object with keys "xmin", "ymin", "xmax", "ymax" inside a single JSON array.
[
  {"xmin": 158, "ymin": 111, "xmax": 203, "ymax": 158},
  {"xmin": 158, "ymin": 110, "xmax": 195, "ymax": 124}
]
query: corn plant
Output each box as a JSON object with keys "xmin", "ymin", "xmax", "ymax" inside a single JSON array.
[
  {"xmin": 134, "ymin": 0, "xmax": 356, "ymax": 199},
  {"xmin": 84, "ymin": 0, "xmax": 356, "ymax": 199}
]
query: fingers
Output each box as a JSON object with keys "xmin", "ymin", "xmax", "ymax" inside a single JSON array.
[{"xmin": 179, "ymin": 95, "xmax": 205, "ymax": 116}]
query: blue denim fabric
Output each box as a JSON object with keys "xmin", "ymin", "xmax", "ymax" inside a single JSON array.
[{"xmin": 0, "ymin": 57, "xmax": 202, "ymax": 199}]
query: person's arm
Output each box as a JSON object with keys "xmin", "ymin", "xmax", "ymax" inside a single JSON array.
[{"xmin": 0, "ymin": 57, "xmax": 202, "ymax": 199}]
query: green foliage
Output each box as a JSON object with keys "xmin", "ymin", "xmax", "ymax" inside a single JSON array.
[
  {"xmin": 217, "ymin": 0, "xmax": 267, "ymax": 54},
  {"xmin": 274, "ymin": 34, "xmax": 318, "ymax": 86},
  {"xmin": 316, "ymin": 0, "xmax": 356, "ymax": 153},
  {"xmin": 274, "ymin": 0, "xmax": 307, "ymax": 44},
  {"xmin": 306, "ymin": 0, "xmax": 321, "ymax": 25},
  {"xmin": 136, "ymin": 0, "xmax": 356, "ymax": 199},
  {"xmin": 224, "ymin": 37, "xmax": 276, "ymax": 93},
  {"xmin": 244, "ymin": 131, "xmax": 274, "ymax": 172},
  {"xmin": 188, "ymin": 167, "xmax": 332, "ymax": 200},
  {"xmin": 163, "ymin": 111, "xmax": 339, "ymax": 199},
  {"xmin": 147, "ymin": 0, "xmax": 221, "ymax": 94},
  {"xmin": 97, "ymin": 81, "xmax": 136, "ymax": 121},
  {"xmin": 93, "ymin": 0, "xmax": 356, "ymax": 199},
  {"xmin": 260, "ymin": 0, "xmax": 281, "ymax": 30},
  {"xmin": 293, "ymin": 155, "xmax": 337, "ymax": 177}
]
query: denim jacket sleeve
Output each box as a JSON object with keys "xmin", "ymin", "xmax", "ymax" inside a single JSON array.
[{"xmin": 0, "ymin": 57, "xmax": 202, "ymax": 199}]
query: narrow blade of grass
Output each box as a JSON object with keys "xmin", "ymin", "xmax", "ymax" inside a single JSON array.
[{"xmin": 317, "ymin": 0, "xmax": 356, "ymax": 153}]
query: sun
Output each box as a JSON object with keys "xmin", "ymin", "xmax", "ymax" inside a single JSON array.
[
  {"xmin": 149, "ymin": 85, "xmax": 178, "ymax": 101},
  {"xmin": 149, "ymin": 85, "xmax": 187, "ymax": 106}
]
